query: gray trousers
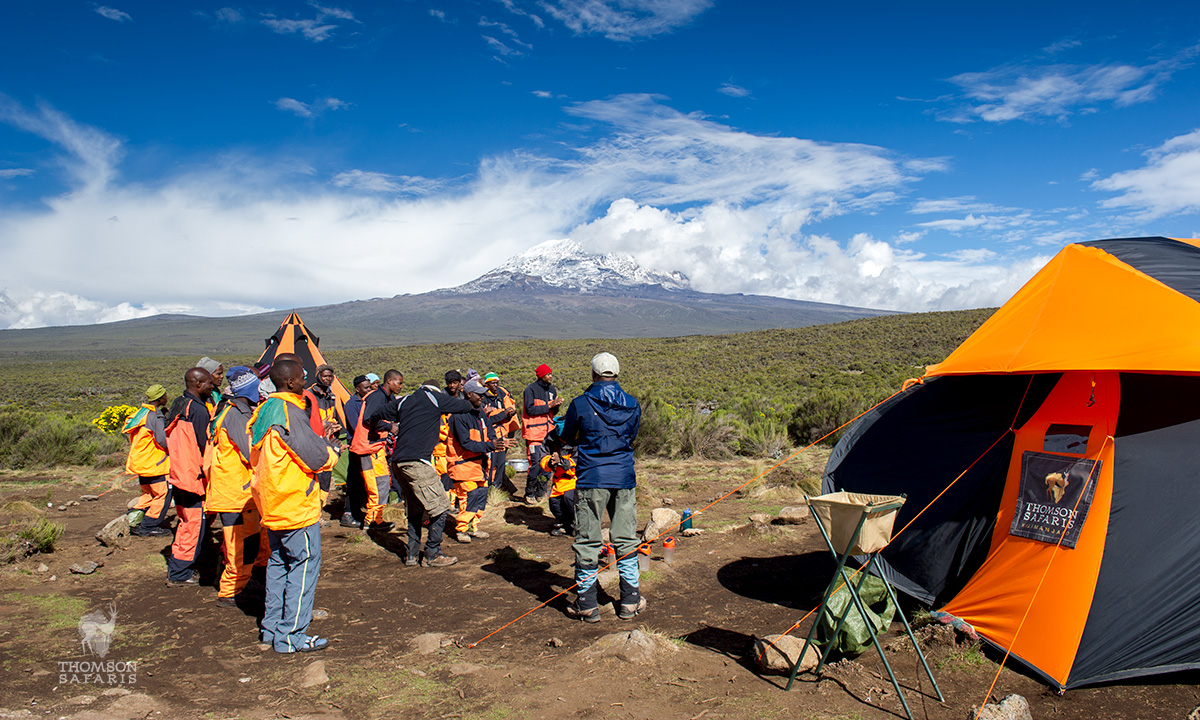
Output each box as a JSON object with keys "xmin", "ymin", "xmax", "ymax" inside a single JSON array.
[{"xmin": 262, "ymin": 522, "xmax": 321, "ymax": 653}]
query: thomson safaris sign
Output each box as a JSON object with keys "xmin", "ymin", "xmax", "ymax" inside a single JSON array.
[{"xmin": 1010, "ymin": 451, "xmax": 1101, "ymax": 549}]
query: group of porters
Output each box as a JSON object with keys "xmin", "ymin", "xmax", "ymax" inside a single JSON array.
[{"xmin": 120, "ymin": 355, "xmax": 582, "ymax": 653}]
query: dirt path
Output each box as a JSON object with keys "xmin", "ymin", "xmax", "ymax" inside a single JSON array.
[{"xmin": 1, "ymin": 460, "xmax": 1197, "ymax": 720}]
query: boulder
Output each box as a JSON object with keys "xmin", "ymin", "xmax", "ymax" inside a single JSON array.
[
  {"xmin": 752, "ymin": 634, "xmax": 819, "ymax": 675},
  {"xmin": 680, "ymin": 528, "xmax": 705, "ymax": 537},
  {"xmin": 299, "ymin": 660, "xmax": 328, "ymax": 688},
  {"xmin": 970, "ymin": 694, "xmax": 1032, "ymax": 720},
  {"xmin": 448, "ymin": 663, "xmax": 485, "ymax": 676},
  {"xmin": 749, "ymin": 513, "xmax": 772, "ymax": 525},
  {"xmin": 776, "ymin": 506, "xmax": 810, "ymax": 524},
  {"xmin": 642, "ymin": 508, "xmax": 682, "ymax": 543},
  {"xmin": 69, "ymin": 561, "xmax": 100, "ymax": 575},
  {"xmin": 95, "ymin": 516, "xmax": 130, "ymax": 548},
  {"xmin": 410, "ymin": 632, "xmax": 449, "ymax": 655},
  {"xmin": 580, "ymin": 629, "xmax": 678, "ymax": 664}
]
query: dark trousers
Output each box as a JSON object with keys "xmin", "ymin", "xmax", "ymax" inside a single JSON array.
[
  {"xmin": 402, "ymin": 483, "xmax": 447, "ymax": 561},
  {"xmin": 525, "ymin": 442, "xmax": 550, "ymax": 499},
  {"xmin": 344, "ymin": 453, "xmax": 367, "ymax": 521},
  {"xmin": 549, "ymin": 489, "xmax": 576, "ymax": 532}
]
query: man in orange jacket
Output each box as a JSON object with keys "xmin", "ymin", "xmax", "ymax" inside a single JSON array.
[
  {"xmin": 482, "ymin": 372, "xmax": 520, "ymax": 494},
  {"xmin": 165, "ymin": 367, "xmax": 214, "ymax": 586},
  {"xmin": 521, "ymin": 364, "xmax": 562, "ymax": 503},
  {"xmin": 206, "ymin": 366, "xmax": 268, "ymax": 608},
  {"xmin": 250, "ymin": 359, "xmax": 339, "ymax": 654},
  {"xmin": 124, "ymin": 384, "xmax": 172, "ymax": 537},
  {"xmin": 447, "ymin": 379, "xmax": 514, "ymax": 542}
]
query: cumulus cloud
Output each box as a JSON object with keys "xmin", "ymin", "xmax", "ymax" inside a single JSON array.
[
  {"xmin": 540, "ymin": 0, "xmax": 712, "ymax": 41},
  {"xmin": 942, "ymin": 48, "xmax": 1194, "ymax": 123},
  {"xmin": 95, "ymin": 6, "xmax": 132, "ymax": 22},
  {"xmin": 1092, "ymin": 129, "xmax": 1200, "ymax": 219},
  {"xmin": 0, "ymin": 92, "xmax": 1051, "ymax": 328}
]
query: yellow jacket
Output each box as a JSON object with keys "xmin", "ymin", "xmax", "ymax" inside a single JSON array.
[
  {"xmin": 204, "ymin": 397, "xmax": 255, "ymax": 513},
  {"xmin": 123, "ymin": 404, "xmax": 170, "ymax": 477},
  {"xmin": 249, "ymin": 393, "xmax": 338, "ymax": 531}
]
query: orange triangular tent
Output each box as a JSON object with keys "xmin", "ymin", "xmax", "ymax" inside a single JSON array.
[
  {"xmin": 822, "ymin": 237, "xmax": 1200, "ymax": 690},
  {"xmin": 255, "ymin": 313, "xmax": 350, "ymax": 403}
]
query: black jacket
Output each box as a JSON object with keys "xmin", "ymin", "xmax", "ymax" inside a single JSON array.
[{"xmin": 378, "ymin": 385, "xmax": 474, "ymax": 463}]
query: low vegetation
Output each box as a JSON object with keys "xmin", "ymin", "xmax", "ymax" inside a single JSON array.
[{"xmin": 0, "ymin": 500, "xmax": 66, "ymax": 563}]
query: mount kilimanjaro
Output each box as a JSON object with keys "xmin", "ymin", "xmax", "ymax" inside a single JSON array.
[{"xmin": 0, "ymin": 240, "xmax": 890, "ymax": 358}]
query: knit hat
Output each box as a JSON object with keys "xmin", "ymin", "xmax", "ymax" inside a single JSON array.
[
  {"xmin": 483, "ymin": 372, "xmax": 500, "ymax": 383},
  {"xmin": 535, "ymin": 363, "xmax": 552, "ymax": 379},
  {"xmin": 352, "ymin": 374, "xmax": 369, "ymax": 387},
  {"xmin": 463, "ymin": 379, "xmax": 488, "ymax": 395},
  {"xmin": 196, "ymin": 356, "xmax": 222, "ymax": 374},
  {"xmin": 445, "ymin": 370, "xmax": 464, "ymax": 383},
  {"xmin": 466, "ymin": 368, "xmax": 480, "ymax": 382},
  {"xmin": 145, "ymin": 384, "xmax": 166, "ymax": 401},
  {"xmin": 226, "ymin": 366, "xmax": 259, "ymax": 401}
]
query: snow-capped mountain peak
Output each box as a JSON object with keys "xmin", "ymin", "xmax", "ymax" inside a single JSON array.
[{"xmin": 444, "ymin": 239, "xmax": 690, "ymax": 294}]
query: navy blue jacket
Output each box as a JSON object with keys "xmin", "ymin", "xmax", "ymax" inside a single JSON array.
[{"xmin": 561, "ymin": 380, "xmax": 641, "ymax": 489}]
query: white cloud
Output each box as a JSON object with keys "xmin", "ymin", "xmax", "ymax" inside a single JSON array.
[
  {"xmin": 495, "ymin": 0, "xmax": 545, "ymax": 30},
  {"xmin": 942, "ymin": 49, "xmax": 1193, "ymax": 123},
  {"xmin": 540, "ymin": 0, "xmax": 712, "ymax": 41},
  {"xmin": 1092, "ymin": 129, "xmax": 1200, "ymax": 219},
  {"xmin": 261, "ymin": 16, "xmax": 338, "ymax": 41},
  {"xmin": 215, "ymin": 7, "xmax": 244, "ymax": 23},
  {"xmin": 718, "ymin": 83, "xmax": 749, "ymax": 98},
  {"xmin": 909, "ymin": 196, "xmax": 1008, "ymax": 215},
  {"xmin": 532, "ymin": 90, "xmax": 553, "ymax": 98},
  {"xmin": 308, "ymin": 1, "xmax": 355, "ymax": 21},
  {"xmin": 483, "ymin": 35, "xmax": 520, "ymax": 56},
  {"xmin": 332, "ymin": 170, "xmax": 444, "ymax": 195},
  {"xmin": 430, "ymin": 9, "xmax": 448, "ymax": 21},
  {"xmin": 273, "ymin": 97, "xmax": 349, "ymax": 118},
  {"xmin": 95, "ymin": 6, "xmax": 132, "ymax": 22},
  {"xmin": 0, "ymin": 168, "xmax": 34, "ymax": 178}
]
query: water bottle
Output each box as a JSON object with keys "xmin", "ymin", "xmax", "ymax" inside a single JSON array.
[
  {"xmin": 662, "ymin": 536, "xmax": 676, "ymax": 564},
  {"xmin": 681, "ymin": 508, "xmax": 693, "ymax": 531},
  {"xmin": 637, "ymin": 544, "xmax": 652, "ymax": 572}
]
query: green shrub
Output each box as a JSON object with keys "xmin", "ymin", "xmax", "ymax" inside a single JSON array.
[
  {"xmin": 787, "ymin": 389, "xmax": 869, "ymax": 446},
  {"xmin": 6, "ymin": 414, "xmax": 125, "ymax": 469},
  {"xmin": 1, "ymin": 501, "xmax": 65, "ymax": 563}
]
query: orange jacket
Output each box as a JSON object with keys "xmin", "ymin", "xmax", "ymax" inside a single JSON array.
[
  {"xmin": 123, "ymin": 404, "xmax": 170, "ymax": 477},
  {"xmin": 204, "ymin": 397, "xmax": 255, "ymax": 513},
  {"xmin": 522, "ymin": 380, "xmax": 557, "ymax": 442},
  {"xmin": 484, "ymin": 386, "xmax": 521, "ymax": 436},
  {"xmin": 446, "ymin": 411, "xmax": 495, "ymax": 485},
  {"xmin": 432, "ymin": 414, "xmax": 451, "ymax": 475},
  {"xmin": 249, "ymin": 393, "xmax": 338, "ymax": 531},
  {"xmin": 540, "ymin": 452, "xmax": 577, "ymax": 497},
  {"xmin": 350, "ymin": 387, "xmax": 388, "ymax": 455},
  {"xmin": 166, "ymin": 393, "xmax": 211, "ymax": 495}
]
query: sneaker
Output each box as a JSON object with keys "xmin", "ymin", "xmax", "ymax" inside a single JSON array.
[
  {"xmin": 165, "ymin": 572, "xmax": 199, "ymax": 587},
  {"xmin": 616, "ymin": 597, "xmax": 648, "ymax": 620},
  {"xmin": 424, "ymin": 554, "xmax": 459, "ymax": 568},
  {"xmin": 454, "ymin": 533, "xmax": 472, "ymax": 544},
  {"xmin": 549, "ymin": 526, "xmax": 566, "ymax": 537},
  {"xmin": 467, "ymin": 530, "xmax": 490, "ymax": 540},
  {"xmin": 339, "ymin": 513, "xmax": 362, "ymax": 529},
  {"xmin": 523, "ymin": 495, "xmax": 539, "ymax": 506},
  {"xmin": 215, "ymin": 596, "xmax": 237, "ymax": 608},
  {"xmin": 275, "ymin": 635, "xmax": 329, "ymax": 654},
  {"xmin": 367, "ymin": 521, "xmax": 395, "ymax": 533},
  {"xmin": 404, "ymin": 556, "xmax": 420, "ymax": 567},
  {"xmin": 566, "ymin": 603, "xmax": 601, "ymax": 623}
]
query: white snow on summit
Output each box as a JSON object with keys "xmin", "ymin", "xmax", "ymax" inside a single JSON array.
[{"xmin": 446, "ymin": 239, "xmax": 690, "ymax": 294}]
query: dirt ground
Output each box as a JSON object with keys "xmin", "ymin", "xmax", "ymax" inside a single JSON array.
[{"xmin": 1, "ymin": 458, "xmax": 1197, "ymax": 720}]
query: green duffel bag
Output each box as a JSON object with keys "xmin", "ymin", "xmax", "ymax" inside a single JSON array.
[{"xmin": 815, "ymin": 573, "xmax": 897, "ymax": 657}]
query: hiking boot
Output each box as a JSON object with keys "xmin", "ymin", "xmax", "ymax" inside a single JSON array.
[
  {"xmin": 215, "ymin": 596, "xmax": 237, "ymax": 608},
  {"xmin": 132, "ymin": 526, "xmax": 170, "ymax": 537},
  {"xmin": 566, "ymin": 602, "xmax": 601, "ymax": 623},
  {"xmin": 166, "ymin": 572, "xmax": 199, "ymax": 587},
  {"xmin": 454, "ymin": 532, "xmax": 472, "ymax": 544},
  {"xmin": 424, "ymin": 554, "xmax": 459, "ymax": 568},
  {"xmin": 404, "ymin": 556, "xmax": 420, "ymax": 567},
  {"xmin": 339, "ymin": 513, "xmax": 362, "ymax": 529},
  {"xmin": 616, "ymin": 597, "xmax": 647, "ymax": 620},
  {"xmin": 367, "ymin": 521, "xmax": 395, "ymax": 533},
  {"xmin": 549, "ymin": 526, "xmax": 567, "ymax": 537},
  {"xmin": 467, "ymin": 530, "xmax": 490, "ymax": 540}
]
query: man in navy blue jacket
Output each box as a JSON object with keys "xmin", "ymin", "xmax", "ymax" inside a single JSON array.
[{"xmin": 561, "ymin": 352, "xmax": 643, "ymax": 622}]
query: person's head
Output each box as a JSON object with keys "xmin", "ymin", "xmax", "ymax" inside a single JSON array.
[
  {"xmin": 316, "ymin": 364, "xmax": 335, "ymax": 388},
  {"xmin": 352, "ymin": 374, "xmax": 371, "ymax": 397},
  {"xmin": 535, "ymin": 363, "xmax": 553, "ymax": 384},
  {"xmin": 145, "ymin": 384, "xmax": 169, "ymax": 408},
  {"xmin": 383, "ymin": 369, "xmax": 404, "ymax": 394},
  {"xmin": 463, "ymin": 379, "xmax": 487, "ymax": 408},
  {"xmin": 444, "ymin": 370, "xmax": 464, "ymax": 395},
  {"xmin": 269, "ymin": 359, "xmax": 306, "ymax": 394},
  {"xmin": 225, "ymin": 365, "xmax": 260, "ymax": 403},
  {"xmin": 483, "ymin": 372, "xmax": 500, "ymax": 393},
  {"xmin": 197, "ymin": 357, "xmax": 224, "ymax": 388},
  {"xmin": 184, "ymin": 367, "xmax": 213, "ymax": 397},
  {"xmin": 366, "ymin": 372, "xmax": 380, "ymax": 390},
  {"xmin": 590, "ymin": 352, "xmax": 619, "ymax": 383}
]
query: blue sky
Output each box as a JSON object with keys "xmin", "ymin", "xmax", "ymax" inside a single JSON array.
[{"xmin": 2, "ymin": 1, "xmax": 1199, "ymax": 328}]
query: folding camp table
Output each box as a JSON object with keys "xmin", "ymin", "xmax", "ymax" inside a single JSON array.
[{"xmin": 786, "ymin": 492, "xmax": 942, "ymax": 719}]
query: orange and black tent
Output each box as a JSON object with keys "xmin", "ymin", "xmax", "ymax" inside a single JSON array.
[
  {"xmin": 824, "ymin": 237, "xmax": 1200, "ymax": 689},
  {"xmin": 256, "ymin": 313, "xmax": 350, "ymax": 403}
]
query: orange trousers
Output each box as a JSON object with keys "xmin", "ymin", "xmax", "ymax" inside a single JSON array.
[
  {"xmin": 216, "ymin": 505, "xmax": 270, "ymax": 599},
  {"xmin": 132, "ymin": 476, "xmax": 170, "ymax": 526},
  {"xmin": 452, "ymin": 480, "xmax": 488, "ymax": 533},
  {"xmin": 363, "ymin": 450, "xmax": 391, "ymax": 524}
]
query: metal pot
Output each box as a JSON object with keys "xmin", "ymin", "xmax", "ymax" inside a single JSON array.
[{"xmin": 507, "ymin": 458, "xmax": 530, "ymax": 473}]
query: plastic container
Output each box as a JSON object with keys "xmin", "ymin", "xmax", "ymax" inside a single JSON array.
[
  {"xmin": 601, "ymin": 542, "xmax": 616, "ymax": 561},
  {"xmin": 637, "ymin": 544, "xmax": 652, "ymax": 571},
  {"xmin": 681, "ymin": 508, "xmax": 693, "ymax": 531},
  {"xmin": 662, "ymin": 536, "xmax": 676, "ymax": 564}
]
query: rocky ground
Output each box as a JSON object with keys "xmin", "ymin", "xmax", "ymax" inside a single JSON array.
[{"xmin": 1, "ymin": 457, "xmax": 1197, "ymax": 720}]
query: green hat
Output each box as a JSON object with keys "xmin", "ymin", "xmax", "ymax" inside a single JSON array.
[
  {"xmin": 145, "ymin": 384, "xmax": 166, "ymax": 401},
  {"xmin": 483, "ymin": 372, "xmax": 500, "ymax": 383}
]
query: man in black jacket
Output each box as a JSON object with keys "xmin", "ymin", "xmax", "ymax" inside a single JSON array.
[{"xmin": 375, "ymin": 379, "xmax": 475, "ymax": 567}]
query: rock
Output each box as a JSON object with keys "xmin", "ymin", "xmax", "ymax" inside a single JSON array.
[
  {"xmin": 101, "ymin": 688, "xmax": 131, "ymax": 697},
  {"xmin": 970, "ymin": 694, "xmax": 1032, "ymax": 720},
  {"xmin": 299, "ymin": 661, "xmax": 328, "ymax": 688},
  {"xmin": 67, "ymin": 500, "xmax": 80, "ymax": 506},
  {"xmin": 580, "ymin": 629, "xmax": 679, "ymax": 664},
  {"xmin": 776, "ymin": 506, "xmax": 810, "ymax": 524},
  {"xmin": 69, "ymin": 561, "xmax": 100, "ymax": 575},
  {"xmin": 749, "ymin": 513, "xmax": 772, "ymax": 525},
  {"xmin": 597, "ymin": 569, "xmax": 619, "ymax": 588},
  {"xmin": 661, "ymin": 497, "xmax": 674, "ymax": 506},
  {"xmin": 66, "ymin": 695, "xmax": 96, "ymax": 705},
  {"xmin": 642, "ymin": 508, "xmax": 682, "ymax": 543},
  {"xmin": 410, "ymin": 632, "xmax": 449, "ymax": 655},
  {"xmin": 80, "ymin": 494, "xmax": 100, "ymax": 501},
  {"xmin": 752, "ymin": 634, "xmax": 820, "ymax": 675},
  {"xmin": 548, "ymin": 637, "xmax": 565, "ymax": 648},
  {"xmin": 448, "ymin": 663, "xmax": 485, "ymax": 676},
  {"xmin": 95, "ymin": 515, "xmax": 130, "ymax": 548},
  {"xmin": 312, "ymin": 608, "xmax": 330, "ymax": 620},
  {"xmin": 681, "ymin": 528, "xmax": 704, "ymax": 537},
  {"xmin": 36, "ymin": 563, "xmax": 48, "ymax": 573},
  {"xmin": 72, "ymin": 693, "xmax": 165, "ymax": 720},
  {"xmin": 48, "ymin": 574, "xmax": 56, "ymax": 581}
]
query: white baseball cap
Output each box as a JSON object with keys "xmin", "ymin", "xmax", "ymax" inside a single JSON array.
[{"xmin": 591, "ymin": 352, "xmax": 620, "ymax": 377}]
